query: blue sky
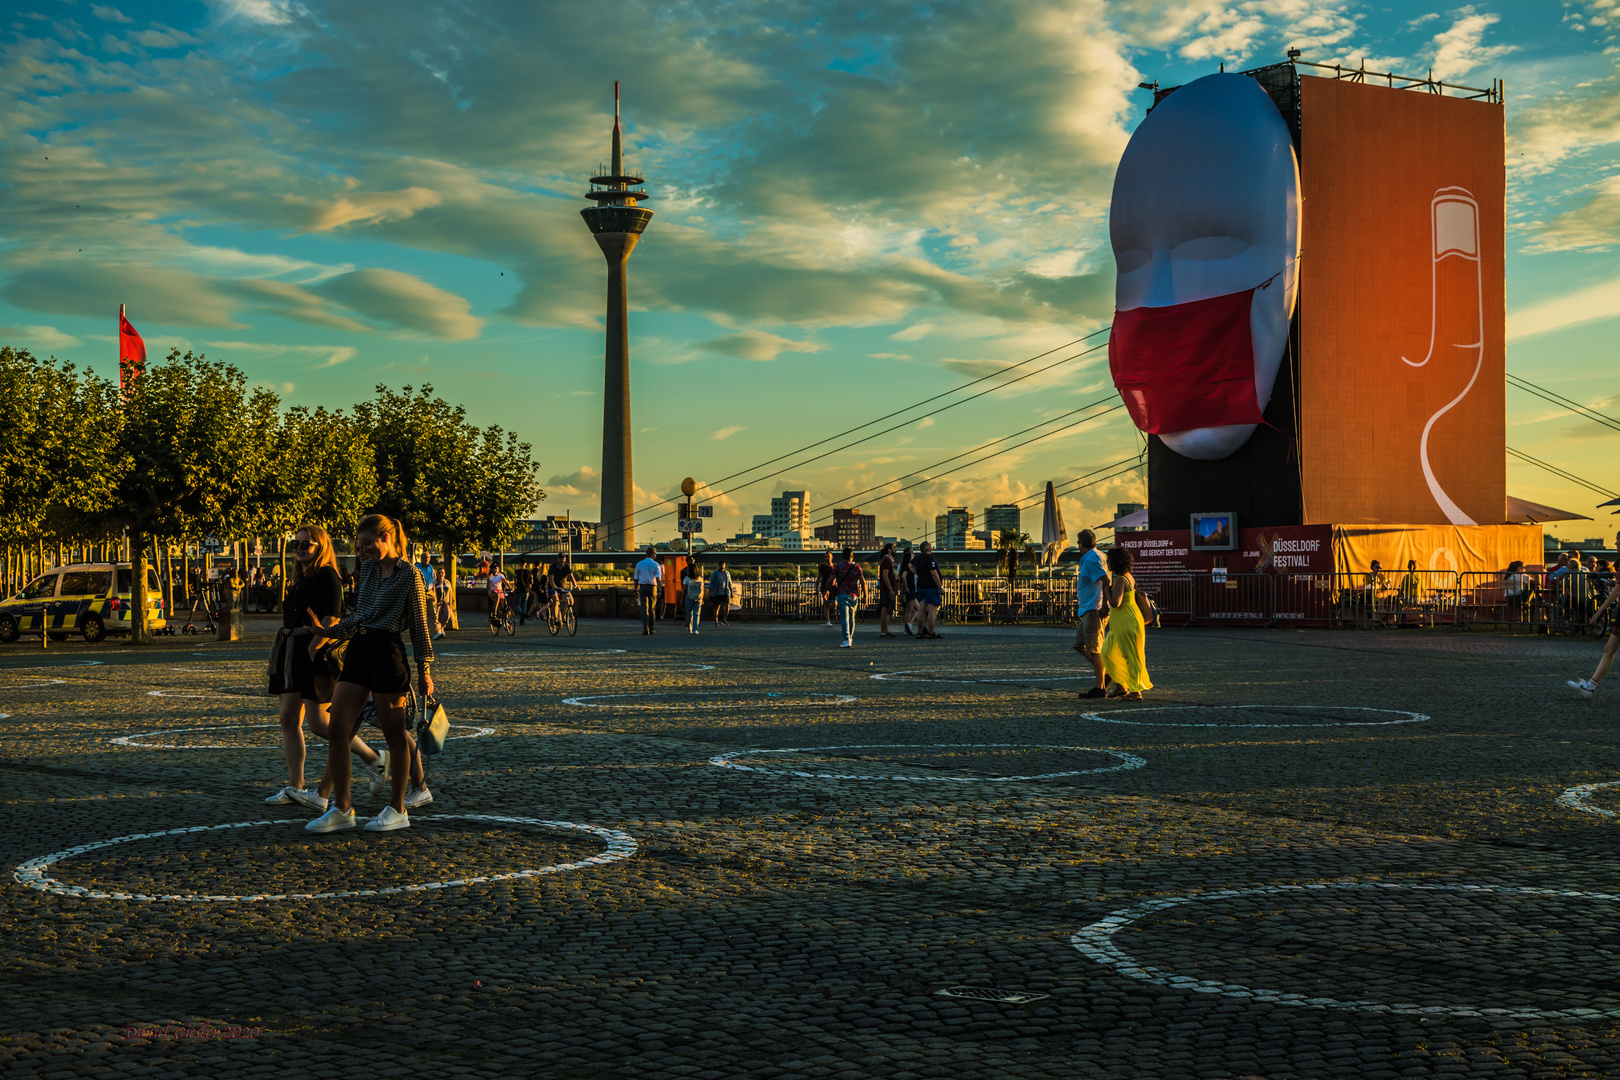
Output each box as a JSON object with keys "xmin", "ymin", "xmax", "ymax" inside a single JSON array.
[{"xmin": 2, "ymin": 0, "xmax": 1615, "ymax": 544}]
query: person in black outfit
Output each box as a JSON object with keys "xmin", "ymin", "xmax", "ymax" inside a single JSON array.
[
  {"xmin": 512, "ymin": 560, "xmax": 534, "ymax": 624},
  {"xmin": 265, "ymin": 525, "xmax": 386, "ymax": 808}
]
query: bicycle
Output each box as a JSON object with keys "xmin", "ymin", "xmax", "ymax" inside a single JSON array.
[
  {"xmin": 489, "ymin": 593, "xmax": 515, "ymax": 636},
  {"xmin": 548, "ymin": 589, "xmax": 577, "ymax": 637}
]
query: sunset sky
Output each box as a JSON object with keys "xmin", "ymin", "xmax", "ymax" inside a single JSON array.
[{"xmin": 2, "ymin": 1, "xmax": 1615, "ymax": 544}]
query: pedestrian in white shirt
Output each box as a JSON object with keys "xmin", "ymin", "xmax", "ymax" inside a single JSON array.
[
  {"xmin": 685, "ymin": 569, "xmax": 704, "ymax": 634},
  {"xmin": 633, "ymin": 546, "xmax": 662, "ymax": 636}
]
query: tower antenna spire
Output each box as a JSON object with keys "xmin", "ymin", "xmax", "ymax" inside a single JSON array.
[{"xmin": 612, "ymin": 81, "xmax": 622, "ymax": 180}]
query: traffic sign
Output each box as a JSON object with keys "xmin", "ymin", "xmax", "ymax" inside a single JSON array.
[
  {"xmin": 698, "ymin": 505, "xmax": 713, "ymax": 518},
  {"xmin": 202, "ymin": 537, "xmax": 224, "ymax": 553},
  {"xmin": 677, "ymin": 520, "xmax": 703, "ymax": 534}
]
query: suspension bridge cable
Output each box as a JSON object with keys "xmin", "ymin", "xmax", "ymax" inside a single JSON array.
[
  {"xmin": 1506, "ymin": 374, "xmax": 1620, "ymax": 434},
  {"xmin": 594, "ymin": 326, "xmax": 1111, "ymax": 532},
  {"xmin": 1506, "ymin": 446, "xmax": 1618, "ymax": 498}
]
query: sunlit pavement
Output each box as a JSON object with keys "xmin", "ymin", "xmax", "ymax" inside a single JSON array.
[{"xmin": 3, "ymin": 619, "xmax": 1620, "ymax": 1079}]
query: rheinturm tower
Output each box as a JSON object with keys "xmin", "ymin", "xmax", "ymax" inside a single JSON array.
[{"xmin": 581, "ymin": 82, "xmax": 652, "ymax": 551}]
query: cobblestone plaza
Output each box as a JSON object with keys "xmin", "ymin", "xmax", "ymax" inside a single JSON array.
[{"xmin": 3, "ymin": 622, "xmax": 1620, "ymax": 1079}]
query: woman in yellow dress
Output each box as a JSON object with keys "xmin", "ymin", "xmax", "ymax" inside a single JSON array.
[{"xmin": 1100, "ymin": 547, "xmax": 1152, "ymax": 699}]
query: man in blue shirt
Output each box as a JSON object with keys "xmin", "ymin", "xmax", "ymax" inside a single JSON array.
[
  {"xmin": 633, "ymin": 546, "xmax": 663, "ymax": 635},
  {"xmin": 1072, "ymin": 529, "xmax": 1112, "ymax": 698}
]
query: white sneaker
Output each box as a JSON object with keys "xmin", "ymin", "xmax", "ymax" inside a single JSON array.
[
  {"xmin": 824, "ymin": 621, "xmax": 834, "ymax": 627},
  {"xmin": 288, "ymin": 788, "xmax": 329, "ymax": 812},
  {"xmin": 1569, "ymin": 679, "xmax": 1597, "ymax": 697},
  {"xmin": 364, "ymin": 750, "xmax": 390, "ymax": 795},
  {"xmin": 404, "ymin": 785, "xmax": 434, "ymax": 809},
  {"xmin": 839, "ymin": 640, "xmax": 852, "ymax": 648},
  {"xmin": 264, "ymin": 786, "xmax": 298, "ymax": 804},
  {"xmin": 365, "ymin": 806, "xmax": 410, "ymax": 832},
  {"xmin": 305, "ymin": 806, "xmax": 356, "ymax": 833}
]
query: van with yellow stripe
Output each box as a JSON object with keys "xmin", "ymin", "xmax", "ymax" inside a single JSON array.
[{"xmin": 0, "ymin": 562, "xmax": 167, "ymax": 643}]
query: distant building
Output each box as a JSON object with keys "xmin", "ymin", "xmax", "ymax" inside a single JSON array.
[
  {"xmin": 814, "ymin": 507, "xmax": 876, "ymax": 548},
  {"xmin": 752, "ymin": 490, "xmax": 810, "ymax": 538},
  {"xmin": 934, "ymin": 506, "xmax": 974, "ymax": 549},
  {"xmin": 780, "ymin": 529, "xmax": 833, "ymax": 551},
  {"xmin": 983, "ymin": 504, "xmax": 1021, "ymax": 536},
  {"xmin": 973, "ymin": 529, "xmax": 1005, "ymax": 550},
  {"xmin": 516, "ymin": 516, "xmax": 598, "ymax": 554},
  {"xmin": 1115, "ymin": 502, "xmax": 1148, "ymax": 532}
]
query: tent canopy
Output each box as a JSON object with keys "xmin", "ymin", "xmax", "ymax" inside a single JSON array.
[
  {"xmin": 1100, "ymin": 507, "xmax": 1150, "ymax": 531},
  {"xmin": 1505, "ymin": 495, "xmax": 1592, "ymax": 525}
]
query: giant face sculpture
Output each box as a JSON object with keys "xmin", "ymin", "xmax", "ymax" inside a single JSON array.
[{"xmin": 1108, "ymin": 74, "xmax": 1301, "ymax": 460}]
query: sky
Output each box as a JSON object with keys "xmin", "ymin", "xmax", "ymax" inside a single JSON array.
[{"xmin": 1, "ymin": 0, "xmax": 1616, "ymax": 547}]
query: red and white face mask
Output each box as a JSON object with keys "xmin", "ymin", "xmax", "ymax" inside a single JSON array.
[{"xmin": 1108, "ymin": 74, "xmax": 1301, "ymax": 461}]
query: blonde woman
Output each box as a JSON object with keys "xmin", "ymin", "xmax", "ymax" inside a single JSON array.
[
  {"xmin": 305, "ymin": 514, "xmax": 435, "ymax": 832},
  {"xmin": 265, "ymin": 525, "xmax": 386, "ymax": 808},
  {"xmin": 1099, "ymin": 546, "xmax": 1152, "ymax": 700}
]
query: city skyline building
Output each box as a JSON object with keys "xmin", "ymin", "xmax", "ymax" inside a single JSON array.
[
  {"xmin": 984, "ymin": 504, "xmax": 1022, "ymax": 537},
  {"xmin": 935, "ymin": 506, "xmax": 975, "ymax": 549},
  {"xmin": 814, "ymin": 508, "xmax": 876, "ymax": 548},
  {"xmin": 581, "ymin": 83, "xmax": 652, "ymax": 551},
  {"xmin": 751, "ymin": 490, "xmax": 810, "ymax": 538}
]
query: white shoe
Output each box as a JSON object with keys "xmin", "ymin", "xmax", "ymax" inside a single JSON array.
[
  {"xmin": 305, "ymin": 807, "xmax": 356, "ymax": 833},
  {"xmin": 433, "ymin": 632, "xmax": 445, "ymax": 640},
  {"xmin": 364, "ymin": 750, "xmax": 390, "ymax": 795},
  {"xmin": 1569, "ymin": 679, "xmax": 1597, "ymax": 697},
  {"xmin": 288, "ymin": 787, "xmax": 329, "ymax": 812},
  {"xmin": 365, "ymin": 806, "xmax": 410, "ymax": 832},
  {"xmin": 824, "ymin": 621, "xmax": 834, "ymax": 627},
  {"xmin": 265, "ymin": 786, "xmax": 298, "ymax": 804},
  {"xmin": 839, "ymin": 640, "xmax": 852, "ymax": 648},
  {"xmin": 404, "ymin": 785, "xmax": 434, "ymax": 809}
]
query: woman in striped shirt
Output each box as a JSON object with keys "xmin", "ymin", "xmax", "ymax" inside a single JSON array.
[{"xmin": 304, "ymin": 513, "xmax": 435, "ymax": 833}]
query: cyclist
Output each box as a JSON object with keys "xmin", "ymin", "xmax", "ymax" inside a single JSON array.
[
  {"xmin": 487, "ymin": 564, "xmax": 510, "ymax": 627},
  {"xmin": 548, "ymin": 554, "xmax": 576, "ymax": 623}
]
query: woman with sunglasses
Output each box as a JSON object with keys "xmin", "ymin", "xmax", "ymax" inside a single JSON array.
[
  {"xmin": 266, "ymin": 524, "xmax": 387, "ymax": 809},
  {"xmin": 304, "ymin": 513, "xmax": 435, "ymax": 832}
]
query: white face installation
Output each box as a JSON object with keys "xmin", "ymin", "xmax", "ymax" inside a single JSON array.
[{"xmin": 1110, "ymin": 74, "xmax": 1301, "ymax": 460}]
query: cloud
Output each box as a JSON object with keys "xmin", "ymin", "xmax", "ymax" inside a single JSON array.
[
  {"xmin": 208, "ymin": 0, "xmax": 300, "ymax": 24},
  {"xmin": 0, "ymin": 324, "xmax": 83, "ymax": 351},
  {"xmin": 712, "ymin": 425, "xmax": 745, "ymax": 440},
  {"xmin": 1531, "ymin": 175, "xmax": 1620, "ymax": 251},
  {"xmin": 202, "ymin": 340, "xmax": 358, "ymax": 368},
  {"xmin": 317, "ymin": 269, "xmax": 483, "ymax": 340},
  {"xmin": 1426, "ymin": 7, "xmax": 1515, "ymax": 81},
  {"xmin": 299, "ymin": 187, "xmax": 444, "ymax": 232},
  {"xmin": 701, "ymin": 330, "xmax": 826, "ymax": 361},
  {"xmin": 3, "ymin": 264, "xmax": 246, "ymax": 328},
  {"xmin": 545, "ymin": 465, "xmax": 600, "ymax": 498},
  {"xmin": 1507, "ymin": 276, "xmax": 1620, "ymax": 340},
  {"xmin": 91, "ymin": 6, "xmax": 132, "ymax": 23}
]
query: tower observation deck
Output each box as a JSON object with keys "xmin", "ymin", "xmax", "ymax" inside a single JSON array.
[{"xmin": 581, "ymin": 82, "xmax": 652, "ymax": 551}]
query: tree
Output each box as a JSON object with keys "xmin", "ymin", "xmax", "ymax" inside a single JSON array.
[
  {"xmin": 355, "ymin": 384, "xmax": 541, "ymax": 628},
  {"xmin": 100, "ymin": 350, "xmax": 282, "ymax": 643},
  {"xmin": 998, "ymin": 530, "xmax": 1033, "ymax": 580}
]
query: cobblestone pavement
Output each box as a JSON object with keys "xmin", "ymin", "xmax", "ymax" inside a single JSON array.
[{"xmin": 3, "ymin": 619, "xmax": 1619, "ymax": 1079}]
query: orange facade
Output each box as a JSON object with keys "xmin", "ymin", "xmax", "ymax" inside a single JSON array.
[{"xmin": 1299, "ymin": 77, "xmax": 1505, "ymax": 526}]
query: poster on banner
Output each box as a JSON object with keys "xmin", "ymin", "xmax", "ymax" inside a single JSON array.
[{"xmin": 1114, "ymin": 525, "xmax": 1334, "ymax": 583}]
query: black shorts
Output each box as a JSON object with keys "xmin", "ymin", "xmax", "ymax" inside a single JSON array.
[
  {"xmin": 338, "ymin": 630, "xmax": 412, "ymax": 695},
  {"xmin": 293, "ymin": 642, "xmax": 340, "ymax": 703},
  {"xmin": 879, "ymin": 589, "xmax": 896, "ymax": 614}
]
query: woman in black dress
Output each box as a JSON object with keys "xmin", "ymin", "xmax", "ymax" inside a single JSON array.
[
  {"xmin": 266, "ymin": 525, "xmax": 387, "ymax": 809},
  {"xmin": 305, "ymin": 514, "xmax": 435, "ymax": 833}
]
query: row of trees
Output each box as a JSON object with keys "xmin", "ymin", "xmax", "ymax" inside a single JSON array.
[{"xmin": 0, "ymin": 346, "xmax": 542, "ymax": 641}]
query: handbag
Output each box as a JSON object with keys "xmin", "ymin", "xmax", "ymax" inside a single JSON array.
[{"xmin": 413, "ymin": 693, "xmax": 451, "ymax": 756}]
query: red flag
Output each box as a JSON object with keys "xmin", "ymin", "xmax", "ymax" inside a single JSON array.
[{"xmin": 118, "ymin": 306, "xmax": 146, "ymax": 391}]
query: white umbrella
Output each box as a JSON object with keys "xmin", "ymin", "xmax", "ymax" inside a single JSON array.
[{"xmin": 1040, "ymin": 481, "xmax": 1067, "ymax": 568}]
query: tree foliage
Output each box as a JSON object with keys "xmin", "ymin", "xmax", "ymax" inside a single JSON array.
[{"xmin": 0, "ymin": 347, "xmax": 121, "ymax": 545}]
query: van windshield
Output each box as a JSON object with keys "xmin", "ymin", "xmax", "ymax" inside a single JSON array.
[
  {"xmin": 116, "ymin": 568, "xmax": 163, "ymax": 594},
  {"xmin": 60, "ymin": 570, "xmax": 112, "ymax": 596}
]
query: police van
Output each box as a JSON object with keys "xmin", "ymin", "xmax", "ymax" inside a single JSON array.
[{"xmin": 0, "ymin": 563, "xmax": 167, "ymax": 643}]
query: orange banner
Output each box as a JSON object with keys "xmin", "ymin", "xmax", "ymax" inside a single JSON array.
[
  {"xmin": 1299, "ymin": 77, "xmax": 1505, "ymax": 526},
  {"xmin": 1333, "ymin": 523, "xmax": 1541, "ymax": 576}
]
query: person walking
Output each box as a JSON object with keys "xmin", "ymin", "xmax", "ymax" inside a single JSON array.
[
  {"xmin": 1099, "ymin": 546, "xmax": 1151, "ymax": 700},
  {"xmin": 302, "ymin": 514, "xmax": 435, "ymax": 833},
  {"xmin": 911, "ymin": 541, "xmax": 943, "ymax": 639},
  {"xmin": 833, "ymin": 547, "xmax": 867, "ymax": 648},
  {"xmin": 634, "ymin": 545, "xmax": 662, "ymax": 635},
  {"xmin": 685, "ymin": 567, "xmax": 705, "ymax": 635},
  {"xmin": 817, "ymin": 551, "xmax": 837, "ymax": 627},
  {"xmin": 1569, "ymin": 530, "xmax": 1620, "ymax": 697},
  {"xmin": 710, "ymin": 561, "xmax": 733, "ymax": 626},
  {"xmin": 877, "ymin": 542, "xmax": 898, "ymax": 638},
  {"xmin": 265, "ymin": 524, "xmax": 388, "ymax": 808},
  {"xmin": 1072, "ymin": 529, "xmax": 1112, "ymax": 699},
  {"xmin": 511, "ymin": 559, "xmax": 533, "ymax": 624},
  {"xmin": 897, "ymin": 545, "xmax": 918, "ymax": 635}
]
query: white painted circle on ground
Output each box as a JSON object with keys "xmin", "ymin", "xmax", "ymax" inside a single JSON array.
[
  {"xmin": 1, "ymin": 661, "xmax": 101, "ymax": 669},
  {"xmin": 872, "ymin": 667, "xmax": 1087, "ymax": 683},
  {"xmin": 1559, "ymin": 780, "xmax": 1620, "ymax": 818},
  {"xmin": 711, "ymin": 743, "xmax": 1146, "ymax": 782},
  {"xmin": 563, "ymin": 691, "xmax": 855, "ymax": 709},
  {"xmin": 440, "ymin": 648, "xmax": 627, "ymax": 657},
  {"xmin": 110, "ymin": 722, "xmax": 496, "ymax": 749},
  {"xmin": 1080, "ymin": 705, "xmax": 1427, "ymax": 728},
  {"xmin": 13, "ymin": 814, "xmax": 637, "ymax": 902},
  {"xmin": 493, "ymin": 663, "xmax": 716, "ymax": 674},
  {"xmin": 1072, "ymin": 881, "xmax": 1620, "ymax": 1021},
  {"xmin": 0, "ymin": 678, "xmax": 66, "ymax": 689}
]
